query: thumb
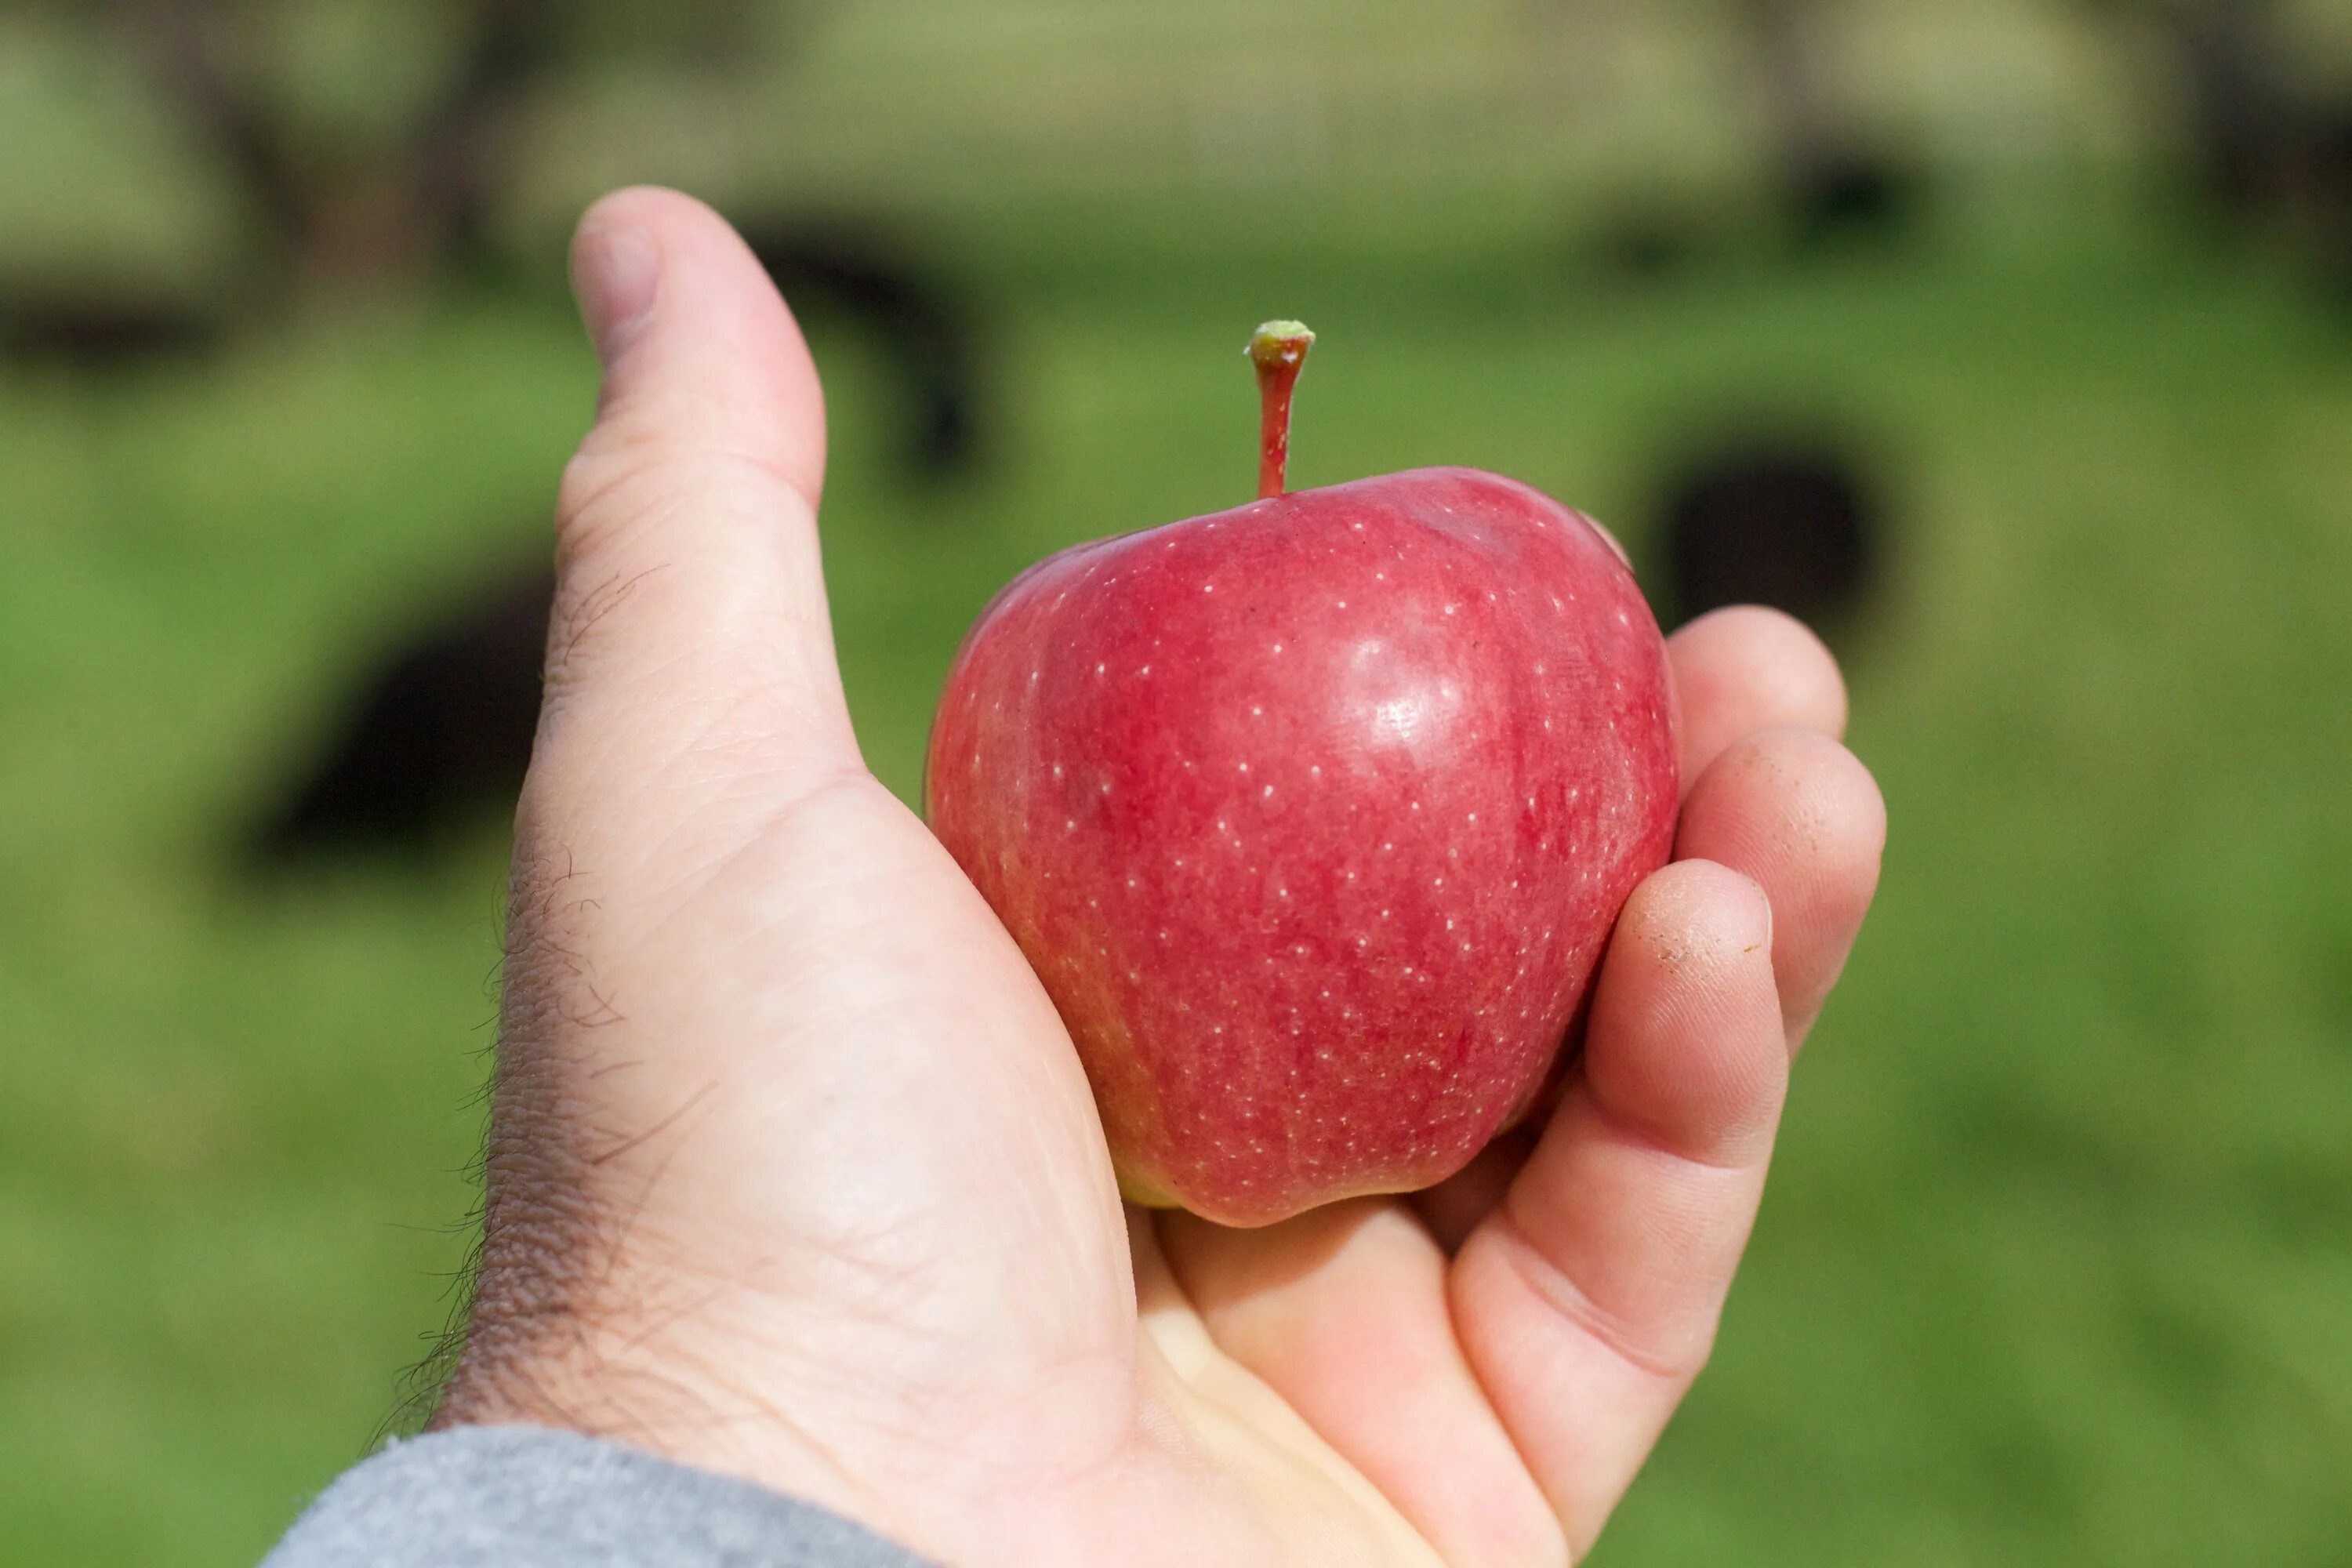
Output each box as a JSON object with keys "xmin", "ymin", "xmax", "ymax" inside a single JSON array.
[{"xmin": 535, "ymin": 187, "xmax": 859, "ymax": 863}]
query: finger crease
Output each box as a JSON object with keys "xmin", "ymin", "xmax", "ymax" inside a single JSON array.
[{"xmin": 1486, "ymin": 1210, "xmax": 1711, "ymax": 1385}]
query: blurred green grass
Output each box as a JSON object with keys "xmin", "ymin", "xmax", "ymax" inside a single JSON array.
[
  {"xmin": 5, "ymin": 5, "xmax": 2352, "ymax": 1564},
  {"xmin": 6, "ymin": 189, "xmax": 2349, "ymax": 1567}
]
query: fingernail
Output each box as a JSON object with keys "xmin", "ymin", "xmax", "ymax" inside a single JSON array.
[{"xmin": 572, "ymin": 219, "xmax": 659, "ymax": 367}]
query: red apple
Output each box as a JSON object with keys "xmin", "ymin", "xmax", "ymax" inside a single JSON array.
[{"xmin": 926, "ymin": 323, "xmax": 1678, "ymax": 1226}]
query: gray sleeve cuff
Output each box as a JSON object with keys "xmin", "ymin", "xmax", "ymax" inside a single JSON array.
[{"xmin": 262, "ymin": 1426, "xmax": 933, "ymax": 1568}]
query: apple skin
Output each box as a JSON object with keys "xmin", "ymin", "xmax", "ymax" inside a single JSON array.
[{"xmin": 926, "ymin": 466, "xmax": 1679, "ymax": 1227}]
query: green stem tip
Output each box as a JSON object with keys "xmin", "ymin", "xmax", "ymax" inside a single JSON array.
[{"xmin": 1247, "ymin": 320, "xmax": 1314, "ymax": 499}]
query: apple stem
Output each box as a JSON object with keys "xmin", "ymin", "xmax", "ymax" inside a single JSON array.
[{"xmin": 1247, "ymin": 320, "xmax": 1314, "ymax": 499}]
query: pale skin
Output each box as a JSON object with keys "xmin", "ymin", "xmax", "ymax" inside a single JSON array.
[{"xmin": 430, "ymin": 187, "xmax": 1889, "ymax": 1567}]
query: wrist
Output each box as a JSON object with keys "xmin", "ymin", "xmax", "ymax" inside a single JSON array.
[{"xmin": 430, "ymin": 1278, "xmax": 911, "ymax": 1552}]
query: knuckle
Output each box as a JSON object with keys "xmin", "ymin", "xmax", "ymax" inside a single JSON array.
[
  {"xmin": 554, "ymin": 426, "xmax": 673, "ymax": 568},
  {"xmin": 556, "ymin": 419, "xmax": 815, "ymax": 572}
]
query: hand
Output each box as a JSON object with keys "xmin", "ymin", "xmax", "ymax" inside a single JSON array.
[{"xmin": 432, "ymin": 188, "xmax": 1886, "ymax": 1568}]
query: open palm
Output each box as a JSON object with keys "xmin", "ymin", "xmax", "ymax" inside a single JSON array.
[{"xmin": 434, "ymin": 189, "xmax": 1886, "ymax": 1568}]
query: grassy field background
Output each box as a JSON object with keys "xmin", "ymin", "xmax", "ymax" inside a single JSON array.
[{"xmin": 3, "ymin": 3, "xmax": 2350, "ymax": 1564}]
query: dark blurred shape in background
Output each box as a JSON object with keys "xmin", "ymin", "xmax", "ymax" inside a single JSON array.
[
  {"xmin": 1586, "ymin": 0, "xmax": 1922, "ymax": 285},
  {"xmin": 1744, "ymin": 0, "xmax": 1924, "ymax": 249},
  {"xmin": 72, "ymin": 0, "xmax": 760, "ymax": 292},
  {"xmin": 246, "ymin": 566, "xmax": 550, "ymax": 869},
  {"xmin": 2, "ymin": 0, "xmax": 992, "ymax": 457},
  {"xmin": 1787, "ymin": 143, "xmax": 1919, "ymax": 249},
  {"xmin": 740, "ymin": 220, "xmax": 985, "ymax": 477},
  {"xmin": 0, "ymin": 281, "xmax": 227, "ymax": 368},
  {"xmin": 2101, "ymin": 0, "xmax": 2352, "ymax": 299},
  {"xmin": 1655, "ymin": 435, "xmax": 1885, "ymax": 645}
]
